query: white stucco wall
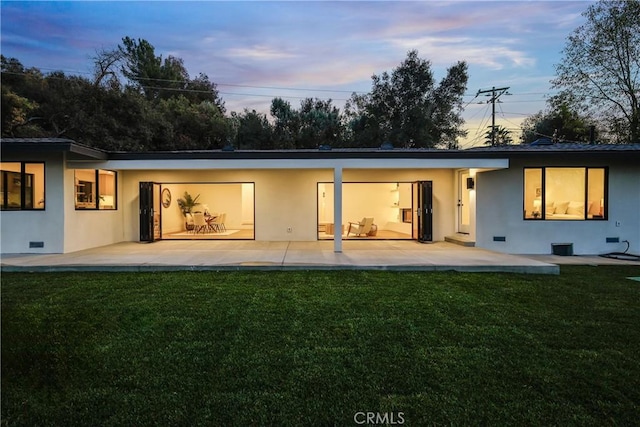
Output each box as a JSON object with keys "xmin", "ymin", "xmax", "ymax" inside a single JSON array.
[
  {"xmin": 477, "ymin": 158, "xmax": 640, "ymax": 255},
  {"xmin": 119, "ymin": 167, "xmax": 457, "ymax": 243},
  {"xmin": 0, "ymin": 152, "xmax": 65, "ymax": 254},
  {"xmin": 63, "ymin": 165, "xmax": 126, "ymax": 253}
]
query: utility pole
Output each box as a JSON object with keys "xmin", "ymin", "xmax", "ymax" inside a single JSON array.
[{"xmin": 477, "ymin": 86, "xmax": 510, "ymax": 145}]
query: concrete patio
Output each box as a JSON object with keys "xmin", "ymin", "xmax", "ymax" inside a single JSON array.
[
  {"xmin": 0, "ymin": 240, "xmax": 567, "ymax": 274},
  {"xmin": 3, "ymin": 240, "xmax": 637, "ymax": 274}
]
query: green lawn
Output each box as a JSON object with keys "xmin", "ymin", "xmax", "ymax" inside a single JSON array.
[{"xmin": 2, "ymin": 266, "xmax": 640, "ymax": 426}]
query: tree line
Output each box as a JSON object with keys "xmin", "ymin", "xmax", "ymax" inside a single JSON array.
[
  {"xmin": 1, "ymin": 44, "xmax": 469, "ymax": 151},
  {"xmin": 2, "ymin": 0, "xmax": 638, "ymax": 150}
]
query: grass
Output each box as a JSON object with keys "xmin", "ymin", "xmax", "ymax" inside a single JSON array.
[{"xmin": 2, "ymin": 266, "xmax": 640, "ymax": 426}]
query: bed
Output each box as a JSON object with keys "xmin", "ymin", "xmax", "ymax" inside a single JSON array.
[{"xmin": 545, "ymin": 200, "xmax": 601, "ymax": 220}]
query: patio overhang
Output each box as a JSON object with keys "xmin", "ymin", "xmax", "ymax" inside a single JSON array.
[{"xmin": 67, "ymin": 157, "xmax": 509, "ymax": 171}]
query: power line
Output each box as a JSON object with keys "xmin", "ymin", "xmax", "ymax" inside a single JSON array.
[
  {"xmin": 3, "ymin": 65, "xmax": 523, "ymax": 99},
  {"xmin": 476, "ymin": 86, "xmax": 510, "ymax": 145},
  {"xmin": 498, "ymin": 103, "xmax": 526, "ymax": 130}
]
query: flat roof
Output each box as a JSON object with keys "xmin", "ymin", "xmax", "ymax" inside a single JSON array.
[
  {"xmin": 2, "ymin": 138, "xmax": 639, "ymax": 161},
  {"xmin": 1, "ymin": 138, "xmax": 108, "ymax": 160}
]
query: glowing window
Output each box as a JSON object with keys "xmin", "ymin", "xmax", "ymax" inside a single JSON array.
[
  {"xmin": 0, "ymin": 162, "xmax": 45, "ymax": 210},
  {"xmin": 524, "ymin": 167, "xmax": 607, "ymax": 221},
  {"xmin": 75, "ymin": 169, "xmax": 117, "ymax": 210}
]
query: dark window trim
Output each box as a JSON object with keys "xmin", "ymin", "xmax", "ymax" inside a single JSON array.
[
  {"xmin": 0, "ymin": 161, "xmax": 46, "ymax": 211},
  {"xmin": 523, "ymin": 166, "xmax": 608, "ymax": 221},
  {"xmin": 74, "ymin": 169, "xmax": 118, "ymax": 211}
]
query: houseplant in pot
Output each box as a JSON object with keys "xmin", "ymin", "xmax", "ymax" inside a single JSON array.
[{"xmin": 176, "ymin": 191, "xmax": 200, "ymax": 231}]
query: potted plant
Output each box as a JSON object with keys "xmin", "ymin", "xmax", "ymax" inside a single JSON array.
[{"xmin": 176, "ymin": 191, "xmax": 200, "ymax": 230}]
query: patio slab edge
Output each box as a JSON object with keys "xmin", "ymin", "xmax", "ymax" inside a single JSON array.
[{"xmin": 0, "ymin": 263, "xmax": 560, "ymax": 275}]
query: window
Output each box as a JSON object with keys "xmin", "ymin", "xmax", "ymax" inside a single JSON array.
[
  {"xmin": 75, "ymin": 169, "xmax": 117, "ymax": 210},
  {"xmin": 524, "ymin": 167, "xmax": 607, "ymax": 220},
  {"xmin": 1, "ymin": 162, "xmax": 45, "ymax": 210}
]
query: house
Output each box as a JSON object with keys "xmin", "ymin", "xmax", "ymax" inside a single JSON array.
[{"xmin": 1, "ymin": 138, "xmax": 639, "ymax": 256}]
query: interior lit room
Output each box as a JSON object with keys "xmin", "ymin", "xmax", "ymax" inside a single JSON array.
[
  {"xmin": 317, "ymin": 182, "xmax": 413, "ymax": 240},
  {"xmin": 160, "ymin": 182, "xmax": 255, "ymax": 239}
]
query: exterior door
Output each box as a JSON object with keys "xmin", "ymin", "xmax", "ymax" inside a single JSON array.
[
  {"xmin": 139, "ymin": 182, "xmax": 161, "ymax": 242},
  {"xmin": 412, "ymin": 181, "xmax": 433, "ymax": 242},
  {"xmin": 458, "ymin": 171, "xmax": 471, "ymax": 234}
]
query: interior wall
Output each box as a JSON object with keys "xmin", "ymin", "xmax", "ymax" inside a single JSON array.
[
  {"xmin": 242, "ymin": 183, "xmax": 254, "ymax": 225},
  {"xmin": 25, "ymin": 163, "xmax": 46, "ymax": 208},
  {"xmin": 160, "ymin": 183, "xmax": 187, "ymax": 234},
  {"xmin": 318, "ymin": 182, "xmax": 412, "ymax": 234},
  {"xmin": 546, "ymin": 168, "xmax": 585, "ymax": 203},
  {"xmin": 150, "ymin": 182, "xmax": 255, "ymax": 235}
]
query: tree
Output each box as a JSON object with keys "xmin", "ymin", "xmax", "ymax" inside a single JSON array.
[
  {"xmin": 269, "ymin": 97, "xmax": 345, "ymax": 149},
  {"xmin": 521, "ymin": 94, "xmax": 597, "ymax": 144},
  {"xmin": 484, "ymin": 125, "xmax": 513, "ymax": 146},
  {"xmin": 1, "ymin": 56, "xmax": 44, "ymax": 136},
  {"xmin": 119, "ymin": 37, "xmax": 189, "ymax": 100},
  {"xmin": 184, "ymin": 73, "xmax": 225, "ymax": 113},
  {"xmin": 297, "ymin": 98, "xmax": 342, "ymax": 149},
  {"xmin": 91, "ymin": 47, "xmax": 124, "ymax": 89},
  {"xmin": 232, "ymin": 109, "xmax": 274, "ymax": 150},
  {"xmin": 344, "ymin": 50, "xmax": 468, "ymax": 148},
  {"xmin": 270, "ymin": 97, "xmax": 300, "ymax": 149},
  {"xmin": 552, "ymin": 0, "xmax": 640, "ymax": 143}
]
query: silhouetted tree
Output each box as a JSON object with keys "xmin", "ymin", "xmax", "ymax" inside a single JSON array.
[
  {"xmin": 345, "ymin": 50, "xmax": 468, "ymax": 148},
  {"xmin": 553, "ymin": 0, "xmax": 640, "ymax": 143}
]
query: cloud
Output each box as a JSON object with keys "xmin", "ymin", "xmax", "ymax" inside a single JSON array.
[
  {"xmin": 226, "ymin": 45, "xmax": 299, "ymax": 61},
  {"xmin": 388, "ymin": 36, "xmax": 536, "ymax": 70},
  {"xmin": 1, "ymin": 0, "xmax": 592, "ymax": 120}
]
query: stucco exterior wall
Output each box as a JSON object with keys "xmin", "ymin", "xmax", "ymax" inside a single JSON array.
[
  {"xmin": 476, "ymin": 158, "xmax": 640, "ymax": 255},
  {"xmin": 0, "ymin": 152, "xmax": 65, "ymax": 254},
  {"xmin": 120, "ymin": 168, "xmax": 456, "ymax": 242},
  {"xmin": 63, "ymin": 166, "xmax": 126, "ymax": 253}
]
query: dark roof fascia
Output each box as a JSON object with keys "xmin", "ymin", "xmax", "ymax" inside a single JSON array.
[
  {"xmin": 107, "ymin": 147, "xmax": 640, "ymax": 161},
  {"xmin": 107, "ymin": 149, "xmax": 507, "ymax": 161},
  {"xmin": 1, "ymin": 138, "xmax": 108, "ymax": 160},
  {"xmin": 467, "ymin": 144, "xmax": 640, "ymax": 161}
]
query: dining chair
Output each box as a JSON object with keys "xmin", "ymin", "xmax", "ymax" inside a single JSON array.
[{"xmin": 193, "ymin": 212, "xmax": 208, "ymax": 234}]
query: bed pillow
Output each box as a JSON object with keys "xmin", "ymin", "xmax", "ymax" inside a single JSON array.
[
  {"xmin": 554, "ymin": 201, "xmax": 570, "ymax": 214},
  {"xmin": 567, "ymin": 201, "xmax": 584, "ymax": 216},
  {"xmin": 546, "ymin": 201, "xmax": 555, "ymax": 216}
]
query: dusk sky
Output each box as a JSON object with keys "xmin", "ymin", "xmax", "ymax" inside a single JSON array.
[{"xmin": 1, "ymin": 1, "xmax": 593, "ymax": 147}]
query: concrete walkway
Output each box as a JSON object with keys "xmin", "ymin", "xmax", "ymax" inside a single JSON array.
[{"xmin": 1, "ymin": 240, "xmax": 562, "ymax": 274}]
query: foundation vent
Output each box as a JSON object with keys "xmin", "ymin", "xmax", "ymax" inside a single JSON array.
[
  {"xmin": 606, "ymin": 237, "xmax": 620, "ymax": 243},
  {"xmin": 29, "ymin": 241, "xmax": 44, "ymax": 248},
  {"xmin": 493, "ymin": 236, "xmax": 506, "ymax": 242}
]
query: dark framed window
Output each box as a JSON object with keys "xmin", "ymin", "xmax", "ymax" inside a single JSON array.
[
  {"xmin": 0, "ymin": 162, "xmax": 45, "ymax": 210},
  {"xmin": 75, "ymin": 169, "xmax": 117, "ymax": 210},
  {"xmin": 524, "ymin": 167, "xmax": 607, "ymax": 220}
]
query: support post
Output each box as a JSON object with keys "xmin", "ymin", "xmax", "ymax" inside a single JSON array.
[{"xmin": 333, "ymin": 166, "xmax": 343, "ymax": 253}]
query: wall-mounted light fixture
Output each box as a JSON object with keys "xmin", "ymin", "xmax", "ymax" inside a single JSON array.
[{"xmin": 466, "ymin": 177, "xmax": 475, "ymax": 190}]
